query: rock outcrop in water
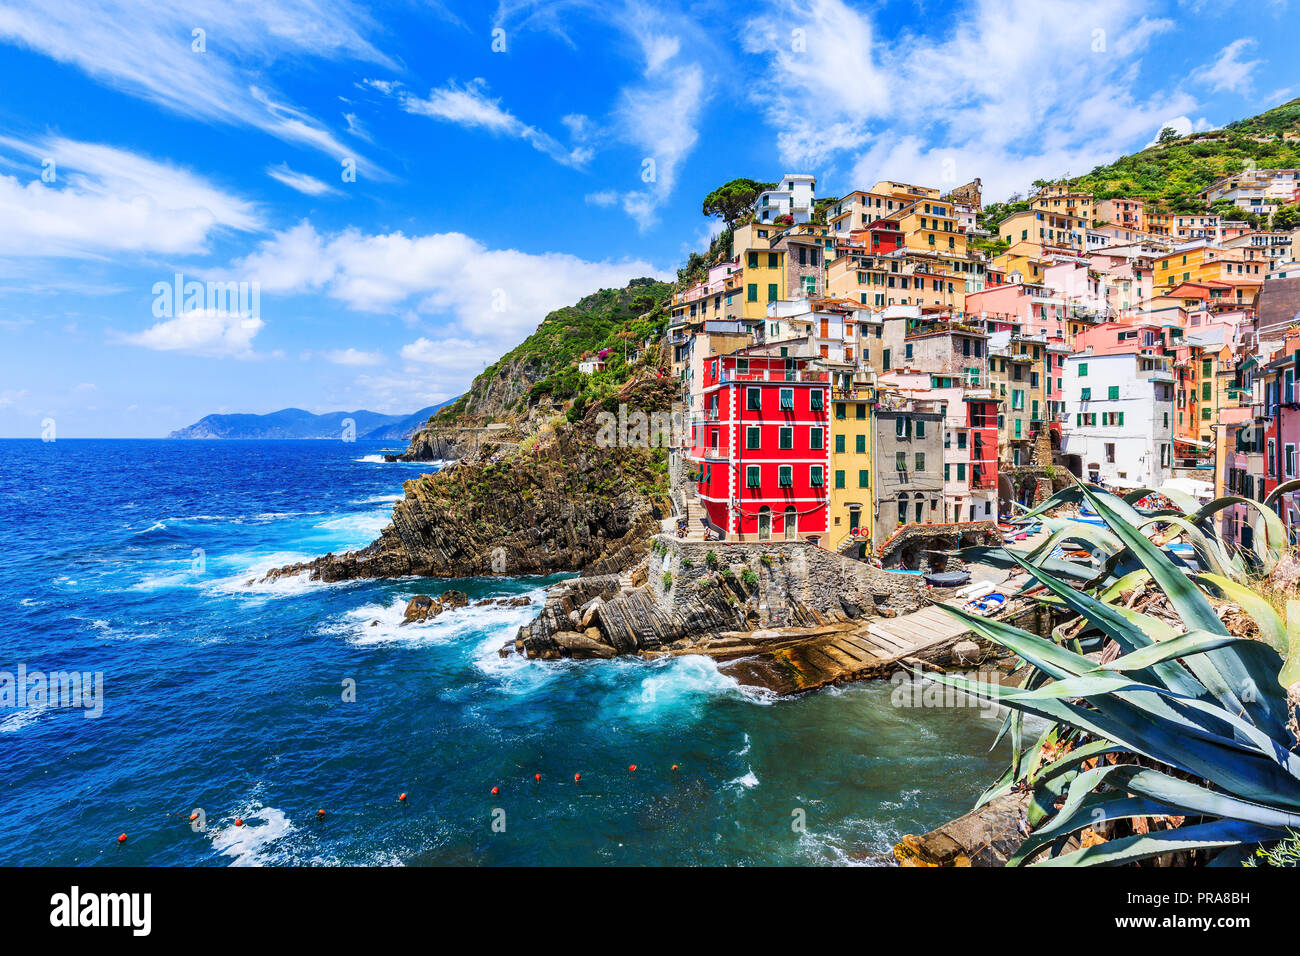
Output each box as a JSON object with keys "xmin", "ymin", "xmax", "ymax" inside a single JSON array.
[{"xmin": 264, "ymin": 375, "xmax": 673, "ymax": 583}]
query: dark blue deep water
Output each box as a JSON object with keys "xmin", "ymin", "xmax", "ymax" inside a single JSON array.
[{"xmin": 0, "ymin": 439, "xmax": 1008, "ymax": 866}]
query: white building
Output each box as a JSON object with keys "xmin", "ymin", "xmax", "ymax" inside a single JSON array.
[
  {"xmin": 1061, "ymin": 349, "xmax": 1175, "ymax": 489},
  {"xmin": 756, "ymin": 174, "xmax": 816, "ymax": 224}
]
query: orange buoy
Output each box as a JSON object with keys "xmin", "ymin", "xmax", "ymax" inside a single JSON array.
[
  {"xmin": 628, "ymin": 764, "xmax": 637, "ymax": 773},
  {"xmin": 491, "ymin": 786, "xmax": 499, "ymax": 795},
  {"xmin": 117, "ymin": 833, "xmax": 127, "ymax": 844},
  {"xmin": 234, "ymin": 818, "xmax": 244, "ymax": 827},
  {"xmin": 317, "ymin": 809, "xmax": 326, "ymax": 817},
  {"xmin": 188, "ymin": 813, "xmax": 198, "ymax": 822},
  {"xmin": 574, "ymin": 773, "xmax": 581, "ymax": 783},
  {"xmin": 398, "ymin": 792, "xmax": 407, "ymax": 803},
  {"xmin": 672, "ymin": 764, "xmax": 679, "ymax": 771},
  {"xmin": 534, "ymin": 773, "xmax": 541, "ymax": 782}
]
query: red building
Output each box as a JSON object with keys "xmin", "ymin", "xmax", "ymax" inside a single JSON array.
[
  {"xmin": 967, "ymin": 398, "xmax": 999, "ymax": 496},
  {"xmin": 693, "ymin": 347, "xmax": 830, "ymax": 541}
]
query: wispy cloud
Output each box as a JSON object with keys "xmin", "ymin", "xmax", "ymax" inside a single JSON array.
[
  {"xmin": 0, "ymin": 134, "xmax": 259, "ymax": 258},
  {"xmin": 118, "ymin": 309, "xmax": 264, "ymax": 359},
  {"xmin": 1191, "ymin": 38, "xmax": 1262, "ymax": 95},
  {"xmin": 266, "ymin": 162, "xmax": 340, "ymax": 197},
  {"xmin": 370, "ymin": 77, "xmax": 593, "ymax": 168},
  {"xmin": 0, "ymin": 0, "xmax": 388, "ymax": 170}
]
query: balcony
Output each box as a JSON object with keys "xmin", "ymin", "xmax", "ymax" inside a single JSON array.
[{"xmin": 722, "ymin": 369, "xmax": 829, "ymax": 384}]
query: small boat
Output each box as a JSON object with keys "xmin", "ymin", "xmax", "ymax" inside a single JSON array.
[
  {"xmin": 924, "ymin": 570, "xmax": 970, "ymax": 588},
  {"xmin": 967, "ymin": 592, "xmax": 1006, "ymax": 616}
]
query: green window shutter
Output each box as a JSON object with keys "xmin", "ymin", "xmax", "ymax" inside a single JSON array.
[
  {"xmin": 767, "ymin": 283, "xmax": 778, "ymax": 301},
  {"xmin": 810, "ymin": 428, "xmax": 824, "ymax": 450},
  {"xmin": 747, "ymin": 388, "xmax": 761, "ymax": 410},
  {"xmin": 855, "ymin": 434, "xmax": 866, "ymax": 454},
  {"xmin": 916, "ymin": 420, "xmax": 925, "ymax": 438},
  {"xmin": 746, "ymin": 466, "xmax": 760, "ymax": 488},
  {"xmin": 957, "ymin": 463, "xmax": 965, "ymax": 480},
  {"xmin": 1079, "ymin": 363, "xmax": 1088, "ymax": 376},
  {"xmin": 810, "ymin": 466, "xmax": 823, "ymax": 487},
  {"xmin": 780, "ymin": 388, "xmax": 794, "ymax": 410},
  {"xmin": 778, "ymin": 465, "xmax": 793, "ymax": 487},
  {"xmin": 810, "ymin": 390, "xmax": 824, "ymax": 410},
  {"xmin": 747, "ymin": 426, "xmax": 761, "ymax": 449},
  {"xmin": 835, "ymin": 470, "xmax": 845, "ymax": 488},
  {"xmin": 835, "ymin": 434, "xmax": 845, "ymax": 453},
  {"xmin": 915, "ymin": 453, "xmax": 925, "ymax": 471},
  {"xmin": 896, "ymin": 452, "xmax": 906, "ymax": 471},
  {"xmin": 747, "ymin": 284, "xmax": 757, "ymax": 301},
  {"xmin": 856, "ymin": 404, "xmax": 866, "ymax": 420},
  {"xmin": 835, "ymin": 402, "xmax": 846, "ymax": 419},
  {"xmin": 779, "ymin": 427, "xmax": 793, "ymax": 450},
  {"xmin": 1081, "ymin": 387, "xmax": 1090, "ymax": 400},
  {"xmin": 858, "ymin": 470, "xmax": 869, "ymax": 488},
  {"xmin": 944, "ymin": 464, "xmax": 950, "ymax": 481},
  {"xmin": 1202, "ymin": 381, "xmax": 1211, "ymax": 400},
  {"xmin": 1108, "ymin": 386, "xmax": 1119, "ymax": 400},
  {"xmin": 1117, "ymin": 412, "xmax": 1124, "ymax": 426}
]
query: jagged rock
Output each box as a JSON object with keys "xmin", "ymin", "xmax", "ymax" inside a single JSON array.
[
  {"xmin": 578, "ymin": 596, "xmax": 604, "ymax": 629},
  {"xmin": 401, "ymin": 594, "xmax": 442, "ymax": 625},
  {"xmin": 953, "ymin": 640, "xmax": 982, "ymax": 663},
  {"xmin": 439, "ymin": 589, "xmax": 469, "ymax": 609},
  {"xmin": 504, "ymin": 595, "xmax": 532, "ymax": 607},
  {"xmin": 893, "ymin": 793, "xmax": 1031, "ymax": 867},
  {"xmin": 262, "ymin": 375, "xmax": 674, "ymax": 584},
  {"xmin": 552, "ymin": 631, "xmax": 618, "ymax": 660}
]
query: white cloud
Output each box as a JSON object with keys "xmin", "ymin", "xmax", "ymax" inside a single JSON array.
[
  {"xmin": 229, "ymin": 221, "xmax": 668, "ymax": 399},
  {"xmin": 324, "ymin": 347, "xmax": 383, "ymax": 366},
  {"xmin": 377, "ymin": 77, "xmax": 591, "ymax": 168},
  {"xmin": 1191, "ymin": 38, "xmax": 1262, "ymax": 95},
  {"xmin": 0, "ymin": 134, "xmax": 259, "ymax": 257},
  {"xmin": 120, "ymin": 310, "xmax": 264, "ymax": 359},
  {"xmin": 0, "ymin": 1, "xmax": 387, "ymax": 170},
  {"xmin": 266, "ymin": 162, "xmax": 340, "ymax": 197},
  {"xmin": 744, "ymin": 0, "xmax": 1189, "ymax": 201}
]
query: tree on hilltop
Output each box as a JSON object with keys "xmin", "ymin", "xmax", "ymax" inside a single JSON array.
[{"xmin": 701, "ymin": 178, "xmax": 777, "ymax": 227}]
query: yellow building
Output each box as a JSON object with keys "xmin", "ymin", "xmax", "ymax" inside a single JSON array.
[
  {"xmin": 998, "ymin": 209, "xmax": 1087, "ymax": 251},
  {"xmin": 830, "ymin": 387, "xmax": 874, "ymax": 556},
  {"xmin": 1033, "ymin": 184, "xmax": 1096, "ymax": 225},
  {"xmin": 739, "ymin": 247, "xmax": 786, "ymax": 320},
  {"xmin": 1154, "ymin": 245, "xmax": 1265, "ymax": 292}
]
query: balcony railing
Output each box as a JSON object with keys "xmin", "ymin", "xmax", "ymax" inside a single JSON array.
[{"xmin": 721, "ymin": 369, "xmax": 829, "ymax": 384}]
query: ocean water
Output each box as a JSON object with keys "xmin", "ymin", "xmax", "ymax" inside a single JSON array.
[{"xmin": 0, "ymin": 439, "xmax": 1009, "ymax": 866}]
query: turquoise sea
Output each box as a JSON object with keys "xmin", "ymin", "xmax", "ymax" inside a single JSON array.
[{"xmin": 0, "ymin": 439, "xmax": 1008, "ymax": 865}]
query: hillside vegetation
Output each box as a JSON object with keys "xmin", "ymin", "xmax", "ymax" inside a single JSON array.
[{"xmin": 1059, "ymin": 97, "xmax": 1300, "ymax": 213}]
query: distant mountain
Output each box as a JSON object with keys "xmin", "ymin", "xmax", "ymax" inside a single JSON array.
[{"xmin": 168, "ymin": 400, "xmax": 457, "ymax": 440}]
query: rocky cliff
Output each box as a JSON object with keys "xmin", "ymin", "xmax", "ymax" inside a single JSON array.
[{"xmin": 265, "ymin": 375, "xmax": 673, "ymax": 583}]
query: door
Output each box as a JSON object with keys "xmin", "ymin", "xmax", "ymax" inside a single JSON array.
[
  {"xmin": 784, "ymin": 506, "xmax": 798, "ymax": 540},
  {"xmin": 758, "ymin": 507, "xmax": 771, "ymax": 541}
]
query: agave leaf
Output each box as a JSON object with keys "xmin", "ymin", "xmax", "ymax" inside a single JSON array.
[
  {"xmin": 1123, "ymin": 486, "xmax": 1203, "ymax": 514},
  {"xmin": 1102, "ymin": 629, "xmax": 1246, "ymax": 672},
  {"xmin": 1115, "ymin": 765, "xmax": 1300, "ymax": 829},
  {"xmin": 1031, "ymin": 818, "xmax": 1281, "ymax": 867},
  {"xmin": 926, "ymin": 669, "xmax": 1300, "ymax": 809},
  {"xmin": 1026, "ymin": 519, "xmax": 1123, "ymax": 565},
  {"xmin": 1264, "ymin": 477, "xmax": 1300, "ymax": 508},
  {"xmin": 1194, "ymin": 573, "xmax": 1289, "ymax": 656},
  {"xmin": 1096, "ymin": 569, "xmax": 1152, "ymax": 605},
  {"xmin": 1283, "ymin": 600, "xmax": 1300, "ymax": 690},
  {"xmin": 1190, "ymin": 496, "xmax": 1287, "ymax": 573},
  {"xmin": 1136, "ymin": 514, "xmax": 1239, "ymax": 579},
  {"xmin": 1021, "ymin": 485, "xmax": 1146, "ymax": 525}
]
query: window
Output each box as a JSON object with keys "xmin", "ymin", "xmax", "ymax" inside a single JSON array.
[
  {"xmin": 810, "ymin": 390, "xmax": 824, "ymax": 410},
  {"xmin": 905, "ymin": 343, "xmax": 913, "ymax": 360},
  {"xmin": 858, "ymin": 469, "xmax": 869, "ymax": 488},
  {"xmin": 856, "ymin": 404, "xmax": 866, "ymax": 420},
  {"xmin": 810, "ymin": 466, "xmax": 824, "ymax": 487},
  {"xmin": 835, "ymin": 402, "xmax": 846, "ymax": 420},
  {"xmin": 746, "ymin": 465, "xmax": 760, "ymax": 488},
  {"xmin": 835, "ymin": 469, "xmax": 845, "ymax": 488},
  {"xmin": 944, "ymin": 464, "xmax": 950, "ymax": 481},
  {"xmin": 1081, "ymin": 387, "xmax": 1091, "ymax": 401},
  {"xmin": 778, "ymin": 426, "xmax": 793, "ymax": 450},
  {"xmin": 1202, "ymin": 381, "xmax": 1212, "ymax": 401},
  {"xmin": 916, "ymin": 420, "xmax": 926, "ymax": 439},
  {"xmin": 746, "ymin": 426, "xmax": 761, "ymax": 449},
  {"xmin": 747, "ymin": 283, "xmax": 757, "ymax": 302},
  {"xmin": 898, "ymin": 499, "xmax": 907, "ymax": 523},
  {"xmin": 779, "ymin": 388, "xmax": 794, "ymax": 411},
  {"xmin": 1105, "ymin": 443, "xmax": 1115, "ymax": 463},
  {"xmin": 1201, "ymin": 407, "xmax": 1211, "ymax": 421},
  {"xmin": 1078, "ymin": 363, "xmax": 1088, "ymax": 376},
  {"xmin": 810, "ymin": 428, "xmax": 824, "ymax": 451},
  {"xmin": 882, "ymin": 348, "xmax": 891, "ymax": 370},
  {"xmin": 896, "ymin": 452, "xmax": 907, "ymax": 471},
  {"xmin": 835, "ymin": 434, "xmax": 845, "ymax": 453},
  {"xmin": 747, "ymin": 387, "xmax": 761, "ymax": 411},
  {"xmin": 956, "ymin": 463, "xmax": 966, "ymax": 481},
  {"xmin": 747, "ymin": 252, "xmax": 758, "ymax": 268},
  {"xmin": 768, "ymin": 252, "xmax": 778, "ymax": 268},
  {"xmin": 1108, "ymin": 385, "xmax": 1119, "ymax": 400},
  {"xmin": 855, "ymin": 434, "xmax": 866, "ymax": 454},
  {"xmin": 915, "ymin": 453, "xmax": 925, "ymax": 471},
  {"xmin": 1287, "ymin": 444, "xmax": 1296, "ymax": 478},
  {"xmin": 767, "ymin": 283, "xmax": 778, "ymax": 302},
  {"xmin": 778, "ymin": 465, "xmax": 793, "ymax": 488},
  {"xmin": 1014, "ymin": 418, "xmax": 1022, "ymax": 438}
]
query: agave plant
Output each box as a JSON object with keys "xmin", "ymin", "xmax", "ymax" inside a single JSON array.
[{"xmin": 929, "ymin": 479, "xmax": 1300, "ymax": 866}]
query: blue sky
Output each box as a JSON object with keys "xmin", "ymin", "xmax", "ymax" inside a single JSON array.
[{"xmin": 0, "ymin": 0, "xmax": 1296, "ymax": 437}]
